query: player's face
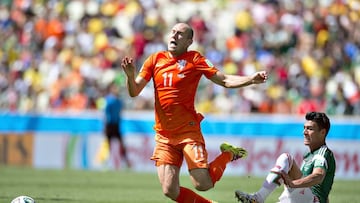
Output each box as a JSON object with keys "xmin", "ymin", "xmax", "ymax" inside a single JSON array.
[
  {"xmin": 303, "ymin": 120, "xmax": 325, "ymax": 150},
  {"xmin": 167, "ymin": 23, "xmax": 193, "ymax": 57}
]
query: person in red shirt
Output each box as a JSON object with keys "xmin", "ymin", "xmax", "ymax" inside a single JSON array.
[{"xmin": 121, "ymin": 23, "xmax": 268, "ymax": 203}]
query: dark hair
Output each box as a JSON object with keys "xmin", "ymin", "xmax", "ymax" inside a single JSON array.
[{"xmin": 305, "ymin": 112, "xmax": 331, "ymax": 136}]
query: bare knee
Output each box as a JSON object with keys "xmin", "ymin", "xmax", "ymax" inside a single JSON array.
[
  {"xmin": 162, "ymin": 185, "xmax": 179, "ymax": 200},
  {"xmin": 194, "ymin": 181, "xmax": 213, "ymax": 191},
  {"xmin": 190, "ymin": 168, "xmax": 214, "ymax": 191}
]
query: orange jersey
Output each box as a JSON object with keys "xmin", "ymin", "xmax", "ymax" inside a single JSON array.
[{"xmin": 139, "ymin": 50, "xmax": 218, "ymax": 137}]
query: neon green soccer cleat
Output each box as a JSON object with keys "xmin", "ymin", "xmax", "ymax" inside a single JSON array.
[{"xmin": 220, "ymin": 142, "xmax": 248, "ymax": 161}]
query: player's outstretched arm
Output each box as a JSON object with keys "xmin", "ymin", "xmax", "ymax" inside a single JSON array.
[
  {"xmin": 210, "ymin": 71, "xmax": 268, "ymax": 88},
  {"xmin": 274, "ymin": 167, "xmax": 325, "ymax": 188},
  {"xmin": 121, "ymin": 56, "xmax": 148, "ymax": 97}
]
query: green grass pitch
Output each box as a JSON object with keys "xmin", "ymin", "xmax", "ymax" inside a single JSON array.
[{"xmin": 0, "ymin": 166, "xmax": 358, "ymax": 203}]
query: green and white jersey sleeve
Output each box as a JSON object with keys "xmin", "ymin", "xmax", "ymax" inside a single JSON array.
[{"xmin": 300, "ymin": 145, "xmax": 336, "ymax": 203}]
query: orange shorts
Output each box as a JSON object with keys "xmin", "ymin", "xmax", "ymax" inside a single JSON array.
[{"xmin": 151, "ymin": 139, "xmax": 209, "ymax": 170}]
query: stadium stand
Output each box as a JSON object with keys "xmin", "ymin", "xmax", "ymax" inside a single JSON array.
[{"xmin": 0, "ymin": 0, "xmax": 359, "ymax": 115}]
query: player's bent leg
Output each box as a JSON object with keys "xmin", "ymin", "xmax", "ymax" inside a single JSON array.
[
  {"xmin": 270, "ymin": 153, "xmax": 293, "ymax": 174},
  {"xmin": 183, "ymin": 142, "xmax": 214, "ymax": 191},
  {"xmin": 287, "ymin": 159, "xmax": 303, "ymax": 181},
  {"xmin": 271, "ymin": 153, "xmax": 302, "ymax": 180},
  {"xmin": 189, "ymin": 168, "xmax": 214, "ymax": 191},
  {"xmin": 157, "ymin": 164, "xmax": 181, "ymax": 200},
  {"xmin": 235, "ymin": 153, "xmax": 300, "ymax": 203}
]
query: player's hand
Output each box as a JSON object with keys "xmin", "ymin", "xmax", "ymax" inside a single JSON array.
[
  {"xmin": 251, "ymin": 71, "xmax": 268, "ymax": 84},
  {"xmin": 121, "ymin": 57, "xmax": 136, "ymax": 77},
  {"xmin": 273, "ymin": 170, "xmax": 296, "ymax": 188}
]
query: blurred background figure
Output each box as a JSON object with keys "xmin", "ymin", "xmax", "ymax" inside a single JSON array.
[{"xmin": 103, "ymin": 81, "xmax": 131, "ymax": 169}]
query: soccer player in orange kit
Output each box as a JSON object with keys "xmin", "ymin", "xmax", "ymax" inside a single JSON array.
[{"xmin": 121, "ymin": 23, "xmax": 268, "ymax": 203}]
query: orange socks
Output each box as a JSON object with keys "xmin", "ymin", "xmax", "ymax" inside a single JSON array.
[
  {"xmin": 175, "ymin": 152, "xmax": 232, "ymax": 203},
  {"xmin": 176, "ymin": 187, "xmax": 213, "ymax": 203},
  {"xmin": 208, "ymin": 152, "xmax": 232, "ymax": 184}
]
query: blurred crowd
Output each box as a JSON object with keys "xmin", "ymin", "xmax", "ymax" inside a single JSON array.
[{"xmin": 1, "ymin": 0, "xmax": 360, "ymax": 115}]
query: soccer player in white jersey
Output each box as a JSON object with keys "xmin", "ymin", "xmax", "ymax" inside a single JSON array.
[{"xmin": 235, "ymin": 111, "xmax": 336, "ymax": 203}]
